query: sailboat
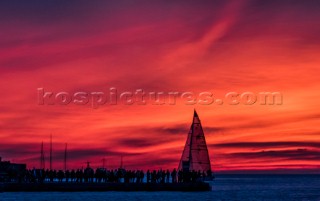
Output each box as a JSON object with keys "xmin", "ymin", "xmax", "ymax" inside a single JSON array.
[{"xmin": 178, "ymin": 110, "xmax": 213, "ymax": 180}]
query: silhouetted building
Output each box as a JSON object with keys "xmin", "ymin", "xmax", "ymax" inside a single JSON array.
[{"xmin": 0, "ymin": 157, "xmax": 26, "ymax": 182}]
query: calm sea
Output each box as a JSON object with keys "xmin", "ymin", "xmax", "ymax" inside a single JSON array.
[{"xmin": 1, "ymin": 175, "xmax": 320, "ymax": 201}]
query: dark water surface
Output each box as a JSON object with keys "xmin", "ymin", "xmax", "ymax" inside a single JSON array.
[{"xmin": 1, "ymin": 175, "xmax": 320, "ymax": 201}]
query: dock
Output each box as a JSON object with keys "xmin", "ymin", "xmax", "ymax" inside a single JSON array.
[{"xmin": 0, "ymin": 182, "xmax": 211, "ymax": 192}]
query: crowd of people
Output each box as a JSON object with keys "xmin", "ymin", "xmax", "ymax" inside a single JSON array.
[{"xmin": 3, "ymin": 167, "xmax": 213, "ymax": 183}]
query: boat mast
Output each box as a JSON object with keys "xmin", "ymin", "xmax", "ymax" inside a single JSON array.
[
  {"xmin": 64, "ymin": 143, "xmax": 67, "ymax": 171},
  {"xmin": 50, "ymin": 134, "xmax": 52, "ymax": 170},
  {"xmin": 40, "ymin": 141, "xmax": 45, "ymax": 169}
]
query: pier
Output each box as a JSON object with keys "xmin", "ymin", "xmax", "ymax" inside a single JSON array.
[
  {"xmin": 0, "ymin": 111, "xmax": 213, "ymax": 192},
  {"xmin": 0, "ymin": 182, "xmax": 211, "ymax": 192}
]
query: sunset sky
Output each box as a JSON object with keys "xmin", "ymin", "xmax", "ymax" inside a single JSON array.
[{"xmin": 0, "ymin": 0, "xmax": 319, "ymax": 173}]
